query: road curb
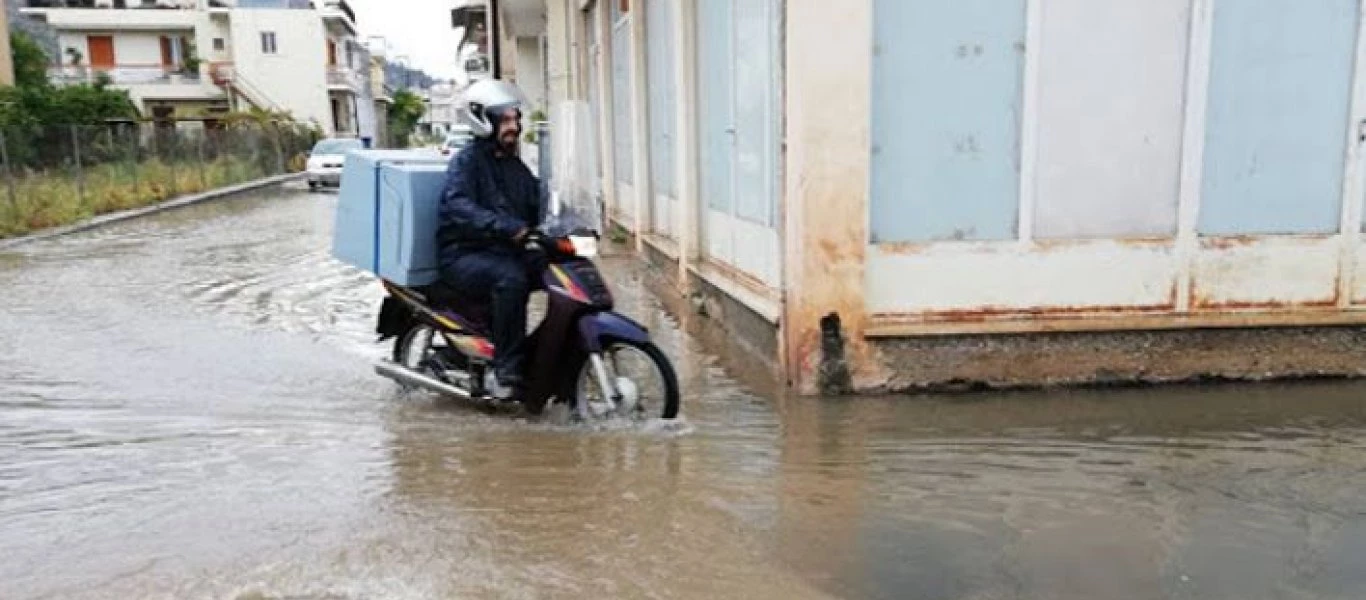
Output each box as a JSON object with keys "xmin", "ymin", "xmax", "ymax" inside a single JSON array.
[{"xmin": 0, "ymin": 173, "xmax": 304, "ymax": 251}]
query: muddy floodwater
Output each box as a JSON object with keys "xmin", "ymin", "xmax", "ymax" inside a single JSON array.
[{"xmin": 3, "ymin": 185, "xmax": 1366, "ymax": 599}]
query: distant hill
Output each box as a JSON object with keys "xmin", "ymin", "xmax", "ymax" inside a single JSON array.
[
  {"xmin": 6, "ymin": 2, "xmax": 60, "ymax": 60},
  {"xmin": 383, "ymin": 62, "xmax": 440, "ymax": 92}
]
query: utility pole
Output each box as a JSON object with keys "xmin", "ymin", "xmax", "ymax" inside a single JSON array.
[{"xmin": 0, "ymin": 0, "xmax": 14, "ymax": 87}]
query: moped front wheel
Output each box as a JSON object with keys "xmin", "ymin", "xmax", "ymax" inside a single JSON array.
[{"xmin": 570, "ymin": 339, "xmax": 680, "ymax": 420}]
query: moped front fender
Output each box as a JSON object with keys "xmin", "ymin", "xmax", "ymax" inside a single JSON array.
[{"xmin": 577, "ymin": 310, "xmax": 649, "ymax": 352}]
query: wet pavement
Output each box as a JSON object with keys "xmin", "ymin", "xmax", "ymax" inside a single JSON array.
[{"xmin": 4, "ymin": 185, "xmax": 1366, "ymax": 599}]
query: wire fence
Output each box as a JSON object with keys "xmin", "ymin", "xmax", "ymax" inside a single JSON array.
[{"xmin": 0, "ymin": 122, "xmax": 318, "ymax": 239}]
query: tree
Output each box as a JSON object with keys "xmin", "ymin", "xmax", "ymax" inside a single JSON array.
[
  {"xmin": 11, "ymin": 31, "xmax": 50, "ymax": 89},
  {"xmin": 1, "ymin": 31, "xmax": 139, "ymax": 168},
  {"xmin": 2, "ymin": 31, "xmax": 138, "ymax": 129},
  {"xmin": 388, "ymin": 89, "xmax": 426, "ymax": 148}
]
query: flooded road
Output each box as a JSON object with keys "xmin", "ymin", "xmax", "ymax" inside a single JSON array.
[{"xmin": 4, "ymin": 185, "xmax": 1366, "ymax": 599}]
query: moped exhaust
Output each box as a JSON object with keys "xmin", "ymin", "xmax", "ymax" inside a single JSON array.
[{"xmin": 375, "ymin": 360, "xmax": 472, "ymax": 399}]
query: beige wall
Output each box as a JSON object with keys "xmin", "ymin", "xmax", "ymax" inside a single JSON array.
[
  {"xmin": 515, "ymin": 36, "xmax": 545, "ymax": 113},
  {"xmin": 781, "ymin": 0, "xmax": 878, "ymax": 393},
  {"xmin": 0, "ymin": 0, "xmax": 13, "ymax": 87},
  {"xmin": 544, "ymin": 0, "xmax": 570, "ymax": 104}
]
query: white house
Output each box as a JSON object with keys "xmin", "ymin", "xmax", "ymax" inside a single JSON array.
[
  {"xmin": 19, "ymin": 0, "xmax": 359, "ymax": 136},
  {"xmin": 418, "ymin": 81, "xmax": 458, "ymax": 139}
]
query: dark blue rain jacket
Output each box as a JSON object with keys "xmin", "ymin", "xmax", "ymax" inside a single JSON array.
[{"xmin": 436, "ymin": 138, "xmax": 542, "ymax": 259}]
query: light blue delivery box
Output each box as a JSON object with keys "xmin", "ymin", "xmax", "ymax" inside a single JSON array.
[{"xmin": 331, "ymin": 150, "xmax": 451, "ymax": 286}]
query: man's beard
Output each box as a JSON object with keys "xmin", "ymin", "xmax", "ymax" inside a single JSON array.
[{"xmin": 498, "ymin": 129, "xmax": 521, "ymax": 151}]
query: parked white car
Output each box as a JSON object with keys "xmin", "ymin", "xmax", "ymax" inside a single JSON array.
[
  {"xmin": 439, "ymin": 126, "xmax": 474, "ymax": 156},
  {"xmin": 306, "ymin": 138, "xmax": 365, "ymax": 190}
]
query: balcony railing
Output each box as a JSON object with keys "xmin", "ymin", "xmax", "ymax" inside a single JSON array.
[
  {"xmin": 208, "ymin": 62, "xmax": 286, "ymax": 113},
  {"xmin": 327, "ymin": 67, "xmax": 361, "ymax": 91},
  {"xmin": 25, "ymin": 0, "xmax": 318, "ymax": 9},
  {"xmin": 320, "ymin": 0, "xmax": 356, "ymax": 25},
  {"xmin": 49, "ymin": 64, "xmax": 201, "ymax": 85},
  {"xmin": 24, "ymin": 0, "xmax": 197, "ymax": 8}
]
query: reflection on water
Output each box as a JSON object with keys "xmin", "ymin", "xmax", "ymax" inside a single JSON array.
[{"xmin": 2, "ymin": 184, "xmax": 1366, "ymax": 599}]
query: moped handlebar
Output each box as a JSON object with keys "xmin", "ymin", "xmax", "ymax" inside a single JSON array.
[
  {"xmin": 522, "ymin": 230, "xmax": 576, "ymax": 256},
  {"xmin": 522, "ymin": 229, "xmax": 603, "ymax": 258}
]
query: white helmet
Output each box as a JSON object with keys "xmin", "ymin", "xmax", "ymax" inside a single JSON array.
[{"xmin": 459, "ymin": 79, "xmax": 527, "ymax": 138}]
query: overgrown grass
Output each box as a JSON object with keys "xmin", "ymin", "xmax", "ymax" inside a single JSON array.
[{"xmin": 0, "ymin": 157, "xmax": 276, "ymax": 239}]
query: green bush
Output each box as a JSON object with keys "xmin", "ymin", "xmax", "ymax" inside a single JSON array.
[
  {"xmin": 0, "ymin": 31, "xmax": 318, "ymax": 240},
  {"xmin": 0, "ymin": 155, "xmax": 268, "ymax": 239}
]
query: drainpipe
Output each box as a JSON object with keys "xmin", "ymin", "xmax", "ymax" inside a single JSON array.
[{"xmin": 488, "ymin": 0, "xmax": 501, "ymax": 79}]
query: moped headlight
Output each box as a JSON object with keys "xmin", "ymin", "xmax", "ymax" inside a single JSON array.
[{"xmin": 568, "ymin": 234, "xmax": 598, "ymax": 258}]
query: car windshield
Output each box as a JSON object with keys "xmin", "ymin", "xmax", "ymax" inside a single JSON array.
[{"xmin": 312, "ymin": 139, "xmax": 362, "ymax": 155}]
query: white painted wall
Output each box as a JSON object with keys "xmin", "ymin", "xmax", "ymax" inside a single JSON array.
[
  {"xmin": 55, "ymin": 28, "xmax": 222, "ymax": 110},
  {"xmin": 58, "ymin": 31, "xmax": 172, "ymax": 66},
  {"xmin": 228, "ymin": 8, "xmax": 331, "ymax": 132},
  {"xmin": 862, "ymin": 0, "xmax": 1366, "ymax": 328},
  {"xmin": 515, "ymin": 36, "xmax": 546, "ymax": 113},
  {"xmin": 114, "ymin": 33, "xmax": 166, "ymax": 66},
  {"xmin": 1032, "ymin": 0, "xmax": 1190, "ymax": 239},
  {"xmin": 203, "ymin": 18, "xmax": 233, "ymax": 64},
  {"xmin": 38, "ymin": 7, "xmax": 202, "ymax": 30},
  {"xmin": 57, "ymin": 33, "xmax": 85, "ymax": 64},
  {"xmin": 545, "ymin": 0, "xmax": 570, "ymax": 105}
]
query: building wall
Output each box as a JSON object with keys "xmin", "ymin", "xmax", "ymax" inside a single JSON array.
[
  {"xmin": 30, "ymin": 6, "xmax": 332, "ymax": 127},
  {"xmin": 643, "ymin": 0, "xmax": 675, "ymax": 238},
  {"xmin": 543, "ymin": 0, "xmax": 1366, "ymax": 395},
  {"xmin": 696, "ymin": 0, "xmax": 783, "ymax": 287},
  {"xmin": 117, "ymin": 32, "xmax": 167, "ymax": 66},
  {"xmin": 329, "ymin": 90, "xmax": 358, "ymax": 135},
  {"xmin": 55, "ymin": 32, "xmax": 82, "ymax": 64},
  {"xmin": 543, "ymin": 0, "xmax": 570, "ymax": 106},
  {"xmin": 374, "ymin": 100, "xmax": 390, "ymax": 147},
  {"xmin": 30, "ymin": 7, "xmax": 203, "ymax": 31},
  {"xmin": 421, "ymin": 84, "xmax": 457, "ymax": 137},
  {"xmin": 550, "ymin": 0, "xmax": 786, "ymax": 371},
  {"xmin": 53, "ymin": 27, "xmax": 223, "ymax": 112},
  {"xmin": 57, "ymin": 31, "xmax": 173, "ymax": 67},
  {"xmin": 859, "ymin": 2, "xmax": 1365, "ymax": 326},
  {"xmin": 202, "ymin": 17, "xmax": 233, "ymax": 65},
  {"xmin": 227, "ymin": 8, "xmax": 331, "ymax": 132},
  {"xmin": 607, "ymin": 0, "xmax": 633, "ymax": 222},
  {"xmin": 0, "ymin": 0, "xmax": 12, "ymax": 86},
  {"xmin": 823, "ymin": 0, "xmax": 1366, "ymax": 394},
  {"xmin": 514, "ymin": 35, "xmax": 546, "ymax": 113}
]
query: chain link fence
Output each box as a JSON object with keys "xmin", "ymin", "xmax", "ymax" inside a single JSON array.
[{"xmin": 0, "ymin": 122, "xmax": 318, "ymax": 239}]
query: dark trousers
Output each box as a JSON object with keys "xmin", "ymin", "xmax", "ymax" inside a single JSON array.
[{"xmin": 440, "ymin": 249, "xmax": 545, "ymax": 383}]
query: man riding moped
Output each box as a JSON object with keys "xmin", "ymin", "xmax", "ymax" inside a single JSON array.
[{"xmin": 435, "ymin": 79, "xmax": 542, "ymax": 402}]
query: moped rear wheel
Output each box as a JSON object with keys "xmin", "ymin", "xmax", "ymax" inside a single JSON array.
[
  {"xmin": 393, "ymin": 325, "xmax": 470, "ymax": 394},
  {"xmin": 570, "ymin": 339, "xmax": 680, "ymax": 420}
]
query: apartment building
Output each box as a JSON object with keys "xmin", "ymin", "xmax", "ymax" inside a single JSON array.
[
  {"xmin": 450, "ymin": 0, "xmax": 491, "ymax": 84},
  {"xmin": 418, "ymin": 80, "xmax": 457, "ymax": 139},
  {"xmin": 318, "ymin": 0, "xmax": 358, "ymax": 136},
  {"xmin": 365, "ymin": 38, "xmax": 392, "ymax": 147},
  {"xmin": 18, "ymin": 0, "xmax": 359, "ymax": 136}
]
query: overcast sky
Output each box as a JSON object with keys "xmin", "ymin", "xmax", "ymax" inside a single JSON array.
[{"xmin": 349, "ymin": 0, "xmax": 466, "ymax": 81}]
